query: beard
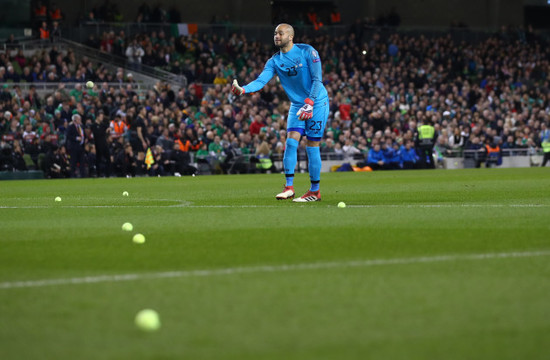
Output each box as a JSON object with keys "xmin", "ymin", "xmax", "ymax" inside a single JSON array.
[{"xmin": 275, "ymin": 39, "xmax": 288, "ymax": 49}]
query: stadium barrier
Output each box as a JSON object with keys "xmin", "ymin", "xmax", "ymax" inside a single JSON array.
[
  {"xmin": 0, "ymin": 148, "xmax": 543, "ymax": 180},
  {"xmin": 0, "ymin": 81, "xmax": 151, "ymax": 98},
  {"xmin": 0, "ymin": 170, "xmax": 44, "ymax": 180},
  {"xmin": 189, "ymin": 148, "xmax": 544, "ymax": 175}
]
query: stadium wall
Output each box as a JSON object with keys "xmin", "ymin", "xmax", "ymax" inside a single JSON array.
[{"xmin": 56, "ymin": 0, "xmax": 524, "ymax": 29}]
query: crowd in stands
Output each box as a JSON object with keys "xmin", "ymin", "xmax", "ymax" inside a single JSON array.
[{"xmin": 1, "ymin": 22, "xmax": 549, "ymax": 178}]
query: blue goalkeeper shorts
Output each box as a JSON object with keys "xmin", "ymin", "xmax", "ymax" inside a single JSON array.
[{"xmin": 287, "ymin": 98, "xmax": 329, "ymax": 141}]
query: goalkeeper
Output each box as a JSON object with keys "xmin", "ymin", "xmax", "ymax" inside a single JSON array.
[{"xmin": 232, "ymin": 23, "xmax": 329, "ymax": 202}]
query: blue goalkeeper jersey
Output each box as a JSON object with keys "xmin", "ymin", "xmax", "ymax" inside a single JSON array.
[{"xmin": 243, "ymin": 43, "xmax": 328, "ymax": 105}]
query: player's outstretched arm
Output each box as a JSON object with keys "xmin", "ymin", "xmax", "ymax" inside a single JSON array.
[{"xmin": 231, "ymin": 79, "xmax": 245, "ymax": 96}]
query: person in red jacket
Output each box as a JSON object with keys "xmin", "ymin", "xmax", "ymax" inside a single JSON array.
[{"xmin": 249, "ymin": 114, "xmax": 265, "ymax": 136}]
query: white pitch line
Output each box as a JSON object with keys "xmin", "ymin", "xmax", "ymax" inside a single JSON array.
[
  {"xmin": 1, "ymin": 250, "xmax": 549, "ymax": 290},
  {"xmin": 347, "ymin": 204, "xmax": 548, "ymax": 208},
  {"xmin": 0, "ymin": 204, "xmax": 280, "ymax": 209},
  {"xmin": 0, "ymin": 204, "xmax": 548, "ymax": 209}
]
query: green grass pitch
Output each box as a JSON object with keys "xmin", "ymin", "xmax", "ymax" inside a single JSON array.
[{"xmin": 1, "ymin": 168, "xmax": 549, "ymax": 360}]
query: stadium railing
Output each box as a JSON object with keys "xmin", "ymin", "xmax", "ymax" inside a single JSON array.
[
  {"xmin": 0, "ymin": 37, "xmax": 187, "ymax": 92},
  {"xmin": 0, "ymin": 81, "xmax": 152, "ymax": 95},
  {"xmin": 54, "ymin": 38, "xmax": 187, "ymax": 89}
]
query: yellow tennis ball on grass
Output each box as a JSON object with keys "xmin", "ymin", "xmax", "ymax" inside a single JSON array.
[
  {"xmin": 122, "ymin": 222, "xmax": 133, "ymax": 231},
  {"xmin": 337, "ymin": 202, "xmax": 346, "ymax": 208},
  {"xmin": 132, "ymin": 233, "xmax": 145, "ymax": 244},
  {"xmin": 122, "ymin": 191, "xmax": 129, "ymax": 196},
  {"xmin": 54, "ymin": 196, "xmax": 62, "ymax": 202},
  {"xmin": 135, "ymin": 309, "xmax": 160, "ymax": 332}
]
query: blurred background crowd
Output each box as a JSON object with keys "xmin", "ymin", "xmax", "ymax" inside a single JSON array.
[{"xmin": 0, "ymin": 1, "xmax": 549, "ymax": 178}]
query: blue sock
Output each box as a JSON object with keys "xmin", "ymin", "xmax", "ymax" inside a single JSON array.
[
  {"xmin": 306, "ymin": 146, "xmax": 321, "ymax": 192},
  {"xmin": 283, "ymin": 138, "xmax": 299, "ymax": 187}
]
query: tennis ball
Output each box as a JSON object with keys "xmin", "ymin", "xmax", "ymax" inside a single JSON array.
[
  {"xmin": 133, "ymin": 233, "xmax": 145, "ymax": 244},
  {"xmin": 54, "ymin": 196, "xmax": 62, "ymax": 202},
  {"xmin": 122, "ymin": 191, "xmax": 129, "ymax": 196},
  {"xmin": 337, "ymin": 202, "xmax": 346, "ymax": 208},
  {"xmin": 122, "ymin": 222, "xmax": 133, "ymax": 231},
  {"xmin": 135, "ymin": 309, "xmax": 160, "ymax": 332},
  {"xmin": 86, "ymin": 81, "xmax": 94, "ymax": 89}
]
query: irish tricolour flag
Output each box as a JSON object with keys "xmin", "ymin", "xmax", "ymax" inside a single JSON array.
[{"xmin": 171, "ymin": 23, "xmax": 198, "ymax": 37}]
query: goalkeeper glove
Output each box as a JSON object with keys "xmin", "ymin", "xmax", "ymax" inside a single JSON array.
[
  {"xmin": 231, "ymin": 79, "xmax": 245, "ymax": 96},
  {"xmin": 296, "ymin": 98, "xmax": 314, "ymax": 120}
]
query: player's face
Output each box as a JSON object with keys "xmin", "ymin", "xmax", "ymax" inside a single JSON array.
[{"xmin": 274, "ymin": 26, "xmax": 292, "ymax": 49}]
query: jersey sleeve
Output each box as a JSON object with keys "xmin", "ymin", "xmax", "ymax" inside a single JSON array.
[
  {"xmin": 306, "ymin": 47, "xmax": 324, "ymax": 102},
  {"xmin": 242, "ymin": 58, "xmax": 276, "ymax": 94}
]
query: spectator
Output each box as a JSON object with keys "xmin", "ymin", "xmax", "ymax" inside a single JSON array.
[
  {"xmin": 169, "ymin": 142, "xmax": 196, "ymax": 176},
  {"xmin": 367, "ymin": 142, "xmax": 386, "ymax": 170},
  {"xmin": 249, "ymin": 115, "xmax": 265, "ymax": 136},
  {"xmin": 49, "ymin": 3, "xmax": 63, "ymax": 22},
  {"xmin": 5, "ymin": 66, "xmax": 20, "ymax": 83},
  {"xmin": 330, "ymin": 7, "xmax": 342, "ymax": 25},
  {"xmin": 4, "ymin": 34, "xmax": 19, "ymax": 48},
  {"xmin": 38, "ymin": 21, "xmax": 50, "ymax": 40},
  {"xmin": 125, "ymin": 38, "xmax": 145, "ymax": 67},
  {"xmin": 33, "ymin": 1, "xmax": 47, "ymax": 23},
  {"xmin": 65, "ymin": 113, "xmax": 87, "ymax": 177},
  {"xmin": 400, "ymin": 140, "xmax": 418, "ymax": 169},
  {"xmin": 44, "ymin": 144, "xmax": 70, "ymax": 178},
  {"xmin": 541, "ymin": 136, "xmax": 550, "ymax": 167},
  {"xmin": 91, "ymin": 111, "xmax": 111, "ymax": 177},
  {"xmin": 50, "ymin": 21, "xmax": 62, "ymax": 40},
  {"xmin": 1, "ymin": 25, "xmax": 549, "ymax": 178},
  {"xmin": 114, "ymin": 142, "xmax": 137, "ymax": 177}
]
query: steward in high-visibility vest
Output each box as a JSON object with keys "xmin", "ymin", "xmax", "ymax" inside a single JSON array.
[
  {"xmin": 307, "ymin": 10, "xmax": 324, "ymax": 31},
  {"xmin": 330, "ymin": 9, "xmax": 341, "ymax": 25},
  {"xmin": 542, "ymin": 138, "xmax": 550, "ymax": 167},
  {"xmin": 485, "ymin": 143, "xmax": 500, "ymax": 155},
  {"xmin": 39, "ymin": 23, "xmax": 50, "ymax": 40},
  {"xmin": 485, "ymin": 142, "xmax": 501, "ymax": 167},
  {"xmin": 418, "ymin": 123, "xmax": 435, "ymax": 146},
  {"xmin": 34, "ymin": 5, "xmax": 47, "ymax": 19},
  {"xmin": 256, "ymin": 156, "xmax": 273, "ymax": 171},
  {"xmin": 416, "ymin": 117, "xmax": 436, "ymax": 169},
  {"xmin": 50, "ymin": 8, "xmax": 63, "ymax": 21},
  {"xmin": 176, "ymin": 138, "xmax": 191, "ymax": 152},
  {"xmin": 176, "ymin": 138, "xmax": 203, "ymax": 152},
  {"xmin": 110, "ymin": 118, "xmax": 128, "ymax": 137}
]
